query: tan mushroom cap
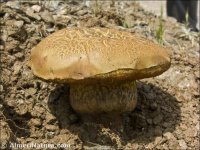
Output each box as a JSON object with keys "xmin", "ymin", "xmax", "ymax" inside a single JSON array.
[{"xmin": 28, "ymin": 28, "xmax": 171, "ymax": 83}]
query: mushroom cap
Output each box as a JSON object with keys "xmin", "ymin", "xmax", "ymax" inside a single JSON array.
[{"xmin": 28, "ymin": 28, "xmax": 171, "ymax": 83}]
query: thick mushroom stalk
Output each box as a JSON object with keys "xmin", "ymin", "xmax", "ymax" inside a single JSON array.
[{"xmin": 70, "ymin": 81, "xmax": 137, "ymax": 114}]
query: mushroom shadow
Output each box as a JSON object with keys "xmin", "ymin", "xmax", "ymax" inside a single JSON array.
[{"xmin": 48, "ymin": 81, "xmax": 181, "ymax": 148}]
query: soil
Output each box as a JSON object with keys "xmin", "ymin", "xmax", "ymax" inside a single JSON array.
[{"xmin": 0, "ymin": 1, "xmax": 199, "ymax": 150}]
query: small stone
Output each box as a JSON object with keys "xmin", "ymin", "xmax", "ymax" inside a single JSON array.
[
  {"xmin": 14, "ymin": 20, "xmax": 24, "ymax": 28},
  {"xmin": 46, "ymin": 113, "xmax": 56, "ymax": 124},
  {"xmin": 53, "ymin": 15, "xmax": 71, "ymax": 25},
  {"xmin": 45, "ymin": 132, "xmax": 55, "ymax": 139},
  {"xmin": 40, "ymin": 10, "xmax": 54, "ymax": 23},
  {"xmin": 76, "ymin": 9, "xmax": 88, "ymax": 16},
  {"xmin": 145, "ymin": 143, "xmax": 154, "ymax": 149},
  {"xmin": 6, "ymin": 1, "xmax": 20, "ymax": 9},
  {"xmin": 0, "ymin": 104, "xmax": 3, "ymax": 110},
  {"xmin": 17, "ymin": 104, "xmax": 28, "ymax": 115},
  {"xmin": 26, "ymin": 8, "xmax": 41, "ymax": 20},
  {"xmin": 179, "ymin": 124, "xmax": 187, "ymax": 131},
  {"xmin": 0, "ymin": 85, "xmax": 3, "ymax": 92},
  {"xmin": 30, "ymin": 118, "xmax": 42, "ymax": 127},
  {"xmin": 14, "ymin": 52, "xmax": 24, "ymax": 59},
  {"xmin": 169, "ymin": 138, "xmax": 179, "ymax": 150},
  {"xmin": 41, "ymin": 83, "xmax": 48, "ymax": 90},
  {"xmin": 154, "ymin": 136, "xmax": 162, "ymax": 145},
  {"xmin": 178, "ymin": 139, "xmax": 187, "ymax": 149},
  {"xmin": 184, "ymin": 128, "xmax": 197, "ymax": 137},
  {"xmin": 17, "ymin": 98, "xmax": 24, "ymax": 104},
  {"xmin": 13, "ymin": 62, "xmax": 22, "ymax": 75},
  {"xmin": 163, "ymin": 132, "xmax": 176, "ymax": 140},
  {"xmin": 46, "ymin": 28, "xmax": 55, "ymax": 33},
  {"xmin": 26, "ymin": 88, "xmax": 37, "ymax": 96},
  {"xmin": 31, "ymin": 5, "xmax": 41, "ymax": 12}
]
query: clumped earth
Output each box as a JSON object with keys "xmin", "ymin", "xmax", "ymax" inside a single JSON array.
[{"xmin": 0, "ymin": 1, "xmax": 199, "ymax": 149}]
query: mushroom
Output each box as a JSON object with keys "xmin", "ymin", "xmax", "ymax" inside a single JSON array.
[{"xmin": 28, "ymin": 28, "xmax": 171, "ymax": 114}]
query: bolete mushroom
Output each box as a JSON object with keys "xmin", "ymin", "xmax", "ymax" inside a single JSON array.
[{"xmin": 28, "ymin": 28, "xmax": 171, "ymax": 114}]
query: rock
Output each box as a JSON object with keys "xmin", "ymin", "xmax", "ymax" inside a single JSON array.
[
  {"xmin": 0, "ymin": 85, "xmax": 3, "ymax": 92},
  {"xmin": 46, "ymin": 113, "xmax": 56, "ymax": 124},
  {"xmin": 30, "ymin": 118, "xmax": 42, "ymax": 127},
  {"xmin": 76, "ymin": 9, "xmax": 88, "ymax": 16},
  {"xmin": 25, "ymin": 8, "xmax": 41, "ymax": 20},
  {"xmin": 169, "ymin": 138, "xmax": 179, "ymax": 150},
  {"xmin": 0, "ymin": 104, "xmax": 3, "ymax": 110},
  {"xmin": 16, "ymin": 14, "xmax": 31, "ymax": 23},
  {"xmin": 179, "ymin": 124, "xmax": 187, "ymax": 131},
  {"xmin": 14, "ymin": 20, "xmax": 24, "ymax": 28},
  {"xmin": 184, "ymin": 128, "xmax": 197, "ymax": 138},
  {"xmin": 26, "ymin": 88, "xmax": 37, "ymax": 96},
  {"xmin": 31, "ymin": 5, "xmax": 41, "ymax": 13},
  {"xmin": 43, "ymin": 1, "xmax": 61, "ymax": 11},
  {"xmin": 16, "ymin": 103, "xmax": 28, "ymax": 115},
  {"xmin": 6, "ymin": 1, "xmax": 20, "ymax": 9},
  {"xmin": 40, "ymin": 10, "xmax": 54, "ymax": 23},
  {"xmin": 53, "ymin": 15, "xmax": 71, "ymax": 25},
  {"xmin": 194, "ymin": 70, "xmax": 200, "ymax": 78},
  {"xmin": 45, "ymin": 132, "xmax": 55, "ymax": 139},
  {"xmin": 55, "ymin": 5, "xmax": 71, "ymax": 15},
  {"xmin": 154, "ymin": 136, "xmax": 162, "ymax": 145},
  {"xmin": 163, "ymin": 132, "xmax": 176, "ymax": 140},
  {"xmin": 46, "ymin": 28, "xmax": 55, "ymax": 33},
  {"xmin": 5, "ymin": 40, "xmax": 19, "ymax": 52},
  {"xmin": 13, "ymin": 61, "xmax": 22, "ymax": 75},
  {"xmin": 178, "ymin": 139, "xmax": 187, "ymax": 149},
  {"xmin": 31, "ymin": 106, "xmax": 45, "ymax": 118}
]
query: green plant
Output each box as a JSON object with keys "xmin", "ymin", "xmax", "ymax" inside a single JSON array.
[
  {"xmin": 122, "ymin": 21, "xmax": 131, "ymax": 28},
  {"xmin": 184, "ymin": 10, "xmax": 189, "ymax": 27},
  {"xmin": 91, "ymin": 0, "xmax": 101, "ymax": 17},
  {"xmin": 156, "ymin": 4, "xmax": 165, "ymax": 44}
]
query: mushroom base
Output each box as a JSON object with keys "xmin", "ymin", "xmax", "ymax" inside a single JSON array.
[{"xmin": 69, "ymin": 80, "xmax": 137, "ymax": 114}]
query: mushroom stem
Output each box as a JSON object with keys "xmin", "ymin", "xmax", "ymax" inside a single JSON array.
[{"xmin": 69, "ymin": 80, "xmax": 137, "ymax": 114}]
